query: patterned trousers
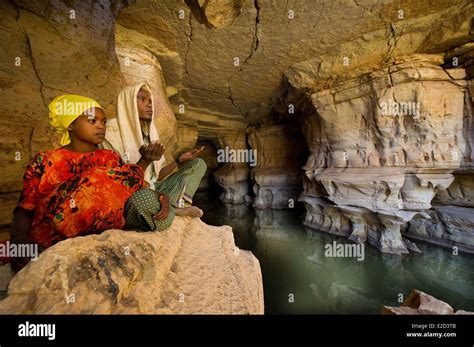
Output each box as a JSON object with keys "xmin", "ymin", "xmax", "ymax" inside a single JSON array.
[{"xmin": 124, "ymin": 158, "xmax": 207, "ymax": 231}]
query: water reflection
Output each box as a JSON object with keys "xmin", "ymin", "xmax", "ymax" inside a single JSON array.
[{"xmin": 194, "ymin": 193, "xmax": 474, "ymax": 314}]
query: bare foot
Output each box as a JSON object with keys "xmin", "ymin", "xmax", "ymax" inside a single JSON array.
[{"xmin": 175, "ymin": 206, "xmax": 203, "ymax": 218}]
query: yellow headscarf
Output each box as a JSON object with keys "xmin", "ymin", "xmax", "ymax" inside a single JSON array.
[{"xmin": 48, "ymin": 94, "xmax": 103, "ymax": 146}]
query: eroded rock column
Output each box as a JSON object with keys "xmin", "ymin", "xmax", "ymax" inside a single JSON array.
[
  {"xmin": 213, "ymin": 132, "xmax": 251, "ymax": 204},
  {"xmin": 248, "ymin": 123, "xmax": 307, "ymax": 209}
]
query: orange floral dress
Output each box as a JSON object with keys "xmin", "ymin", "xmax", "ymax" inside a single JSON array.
[{"xmin": 17, "ymin": 148, "xmax": 144, "ymax": 249}]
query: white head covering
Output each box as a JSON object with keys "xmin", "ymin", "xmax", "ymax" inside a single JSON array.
[{"xmin": 106, "ymin": 83, "xmax": 165, "ymax": 188}]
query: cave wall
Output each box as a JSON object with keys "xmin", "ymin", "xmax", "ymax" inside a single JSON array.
[
  {"xmin": 117, "ymin": 0, "xmax": 470, "ymax": 124},
  {"xmin": 292, "ymin": 54, "xmax": 472, "ymax": 254}
]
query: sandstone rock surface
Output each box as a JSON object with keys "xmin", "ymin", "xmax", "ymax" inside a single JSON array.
[
  {"xmin": 0, "ymin": 217, "xmax": 264, "ymax": 314},
  {"xmin": 118, "ymin": 0, "xmax": 471, "ymax": 124}
]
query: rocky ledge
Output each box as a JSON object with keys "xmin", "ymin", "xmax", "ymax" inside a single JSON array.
[{"xmin": 0, "ymin": 217, "xmax": 264, "ymax": 314}]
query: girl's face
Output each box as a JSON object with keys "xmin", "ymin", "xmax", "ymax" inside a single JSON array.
[
  {"xmin": 68, "ymin": 107, "xmax": 107, "ymax": 145},
  {"xmin": 137, "ymin": 88, "xmax": 153, "ymax": 120}
]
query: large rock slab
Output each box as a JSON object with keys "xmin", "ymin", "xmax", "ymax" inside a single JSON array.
[{"xmin": 0, "ymin": 217, "xmax": 264, "ymax": 314}]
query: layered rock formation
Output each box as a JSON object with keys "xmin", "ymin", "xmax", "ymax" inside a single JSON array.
[
  {"xmin": 276, "ymin": 0, "xmax": 473, "ymax": 254},
  {"xmin": 0, "ymin": 217, "xmax": 264, "ymax": 314},
  {"xmin": 117, "ymin": 0, "xmax": 471, "ymax": 124},
  {"xmin": 287, "ymin": 54, "xmax": 471, "ymax": 254},
  {"xmin": 405, "ymin": 71, "xmax": 474, "ymax": 253},
  {"xmin": 213, "ymin": 132, "xmax": 251, "ymax": 204}
]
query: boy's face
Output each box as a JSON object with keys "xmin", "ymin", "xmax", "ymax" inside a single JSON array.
[
  {"xmin": 137, "ymin": 88, "xmax": 153, "ymax": 120},
  {"xmin": 68, "ymin": 107, "xmax": 107, "ymax": 145}
]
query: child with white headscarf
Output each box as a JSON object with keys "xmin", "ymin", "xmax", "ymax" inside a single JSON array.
[{"xmin": 102, "ymin": 83, "xmax": 207, "ymax": 231}]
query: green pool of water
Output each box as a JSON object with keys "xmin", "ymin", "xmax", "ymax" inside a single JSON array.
[{"xmin": 195, "ymin": 192, "xmax": 474, "ymax": 314}]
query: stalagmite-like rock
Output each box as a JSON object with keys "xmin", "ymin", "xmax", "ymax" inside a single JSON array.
[{"xmin": 213, "ymin": 133, "xmax": 251, "ymax": 204}]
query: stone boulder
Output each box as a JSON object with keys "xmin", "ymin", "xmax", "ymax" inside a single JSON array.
[
  {"xmin": 381, "ymin": 289, "xmax": 472, "ymax": 315},
  {"xmin": 0, "ymin": 217, "xmax": 264, "ymax": 314}
]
